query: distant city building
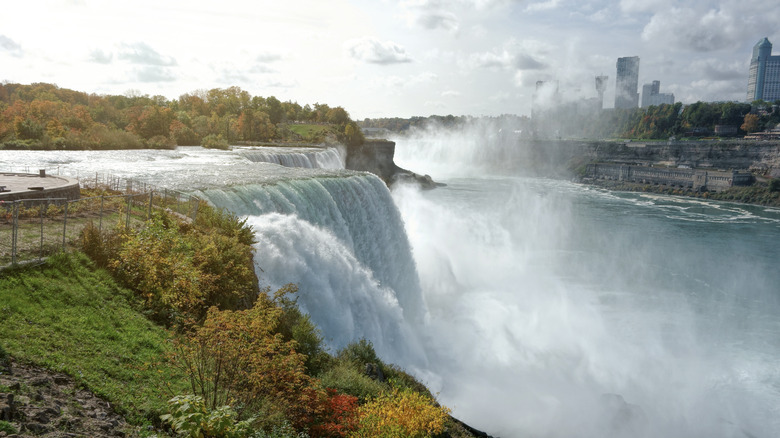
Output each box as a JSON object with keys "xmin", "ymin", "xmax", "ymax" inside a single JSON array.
[
  {"xmin": 595, "ymin": 75, "xmax": 608, "ymax": 109},
  {"xmin": 615, "ymin": 56, "xmax": 640, "ymax": 109},
  {"xmin": 747, "ymin": 37, "xmax": 780, "ymax": 102},
  {"xmin": 641, "ymin": 80, "xmax": 675, "ymax": 107}
]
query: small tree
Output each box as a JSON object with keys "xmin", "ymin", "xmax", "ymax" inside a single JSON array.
[{"xmin": 741, "ymin": 113, "xmax": 760, "ymax": 133}]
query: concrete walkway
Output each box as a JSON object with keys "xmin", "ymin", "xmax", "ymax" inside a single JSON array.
[{"xmin": 0, "ymin": 172, "xmax": 80, "ymax": 202}]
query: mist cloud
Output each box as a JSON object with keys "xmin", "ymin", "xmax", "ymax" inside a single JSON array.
[{"xmin": 345, "ymin": 37, "xmax": 413, "ymax": 64}]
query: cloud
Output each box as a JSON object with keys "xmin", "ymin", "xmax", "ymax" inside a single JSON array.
[
  {"xmin": 372, "ymin": 72, "xmax": 437, "ymax": 88},
  {"xmin": 0, "ymin": 35, "xmax": 22, "ymax": 57},
  {"xmin": 401, "ymin": 0, "xmax": 460, "ymax": 32},
  {"xmin": 88, "ymin": 49, "xmax": 113, "ymax": 64},
  {"xmin": 135, "ymin": 66, "xmax": 177, "ymax": 82},
  {"xmin": 442, "ymin": 90, "xmax": 461, "ymax": 97},
  {"xmin": 344, "ymin": 37, "xmax": 412, "ymax": 64},
  {"xmin": 639, "ymin": 2, "xmax": 780, "ymax": 53},
  {"xmin": 688, "ymin": 58, "xmax": 746, "ymax": 82},
  {"xmin": 467, "ymin": 39, "xmax": 548, "ymax": 71},
  {"xmin": 255, "ymin": 52, "xmax": 283, "ymax": 63},
  {"xmin": 119, "ymin": 42, "xmax": 177, "ymax": 66},
  {"xmin": 525, "ymin": 0, "xmax": 561, "ymax": 12}
]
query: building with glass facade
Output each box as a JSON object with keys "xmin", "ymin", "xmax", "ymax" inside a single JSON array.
[
  {"xmin": 747, "ymin": 37, "xmax": 780, "ymax": 102},
  {"xmin": 615, "ymin": 56, "xmax": 640, "ymax": 109}
]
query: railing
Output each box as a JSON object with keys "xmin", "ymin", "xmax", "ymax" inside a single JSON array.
[{"xmin": 0, "ymin": 172, "xmax": 200, "ymax": 268}]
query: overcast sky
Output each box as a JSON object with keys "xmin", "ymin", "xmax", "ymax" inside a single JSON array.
[{"xmin": 2, "ymin": 0, "xmax": 779, "ymax": 119}]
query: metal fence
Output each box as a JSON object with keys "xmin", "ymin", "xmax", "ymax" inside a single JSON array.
[{"xmin": 0, "ymin": 173, "xmax": 200, "ymax": 268}]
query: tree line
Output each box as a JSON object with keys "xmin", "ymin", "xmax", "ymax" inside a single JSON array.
[
  {"xmin": 360, "ymin": 101, "xmax": 780, "ymax": 140},
  {"xmin": 0, "ymin": 82, "xmax": 363, "ymax": 150}
]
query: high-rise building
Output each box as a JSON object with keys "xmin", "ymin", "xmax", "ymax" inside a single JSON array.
[
  {"xmin": 641, "ymin": 80, "xmax": 674, "ymax": 107},
  {"xmin": 595, "ymin": 75, "xmax": 608, "ymax": 109},
  {"xmin": 615, "ymin": 56, "xmax": 640, "ymax": 109},
  {"xmin": 747, "ymin": 37, "xmax": 780, "ymax": 102}
]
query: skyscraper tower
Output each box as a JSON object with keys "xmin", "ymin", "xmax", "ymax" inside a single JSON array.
[
  {"xmin": 747, "ymin": 37, "xmax": 780, "ymax": 102},
  {"xmin": 615, "ymin": 56, "xmax": 640, "ymax": 109},
  {"xmin": 595, "ymin": 75, "xmax": 608, "ymax": 109}
]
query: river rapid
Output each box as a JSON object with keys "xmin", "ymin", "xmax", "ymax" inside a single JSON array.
[{"xmin": 3, "ymin": 139, "xmax": 780, "ymax": 437}]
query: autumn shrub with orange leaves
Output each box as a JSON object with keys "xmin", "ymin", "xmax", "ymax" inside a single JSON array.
[
  {"xmin": 79, "ymin": 207, "xmax": 258, "ymax": 325},
  {"xmin": 170, "ymin": 289, "xmax": 326, "ymax": 430}
]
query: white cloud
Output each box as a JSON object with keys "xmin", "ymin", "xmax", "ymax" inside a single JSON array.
[
  {"xmin": 442, "ymin": 90, "xmax": 461, "ymax": 97},
  {"xmin": 639, "ymin": 2, "xmax": 780, "ymax": 53},
  {"xmin": 135, "ymin": 66, "xmax": 177, "ymax": 82},
  {"xmin": 344, "ymin": 37, "xmax": 413, "ymax": 64},
  {"xmin": 88, "ymin": 49, "xmax": 113, "ymax": 64},
  {"xmin": 466, "ymin": 39, "xmax": 549, "ymax": 71},
  {"xmin": 119, "ymin": 42, "xmax": 177, "ymax": 66},
  {"xmin": 525, "ymin": 0, "xmax": 561, "ymax": 12},
  {"xmin": 0, "ymin": 35, "xmax": 22, "ymax": 57},
  {"xmin": 400, "ymin": 0, "xmax": 460, "ymax": 32}
]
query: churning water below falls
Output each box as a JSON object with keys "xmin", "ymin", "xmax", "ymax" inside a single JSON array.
[{"xmin": 4, "ymin": 142, "xmax": 780, "ymax": 438}]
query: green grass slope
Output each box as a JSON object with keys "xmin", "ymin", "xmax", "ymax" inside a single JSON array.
[{"xmin": 0, "ymin": 252, "xmax": 186, "ymax": 426}]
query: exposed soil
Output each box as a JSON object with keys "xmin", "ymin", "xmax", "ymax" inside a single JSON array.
[{"xmin": 0, "ymin": 360, "xmax": 138, "ymax": 437}]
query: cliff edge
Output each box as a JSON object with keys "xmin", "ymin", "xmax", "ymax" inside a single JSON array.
[{"xmin": 345, "ymin": 139, "xmax": 444, "ymax": 189}]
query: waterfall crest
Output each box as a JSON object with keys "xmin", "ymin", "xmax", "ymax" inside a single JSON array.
[{"xmin": 241, "ymin": 146, "xmax": 344, "ymax": 169}]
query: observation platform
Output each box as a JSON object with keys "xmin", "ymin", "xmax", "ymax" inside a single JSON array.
[{"xmin": 0, "ymin": 171, "xmax": 80, "ymax": 203}]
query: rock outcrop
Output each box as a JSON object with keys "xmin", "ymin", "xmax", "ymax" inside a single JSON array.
[
  {"xmin": 345, "ymin": 139, "xmax": 444, "ymax": 189},
  {"xmin": 0, "ymin": 360, "xmax": 133, "ymax": 437}
]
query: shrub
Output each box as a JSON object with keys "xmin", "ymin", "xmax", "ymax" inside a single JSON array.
[
  {"xmin": 78, "ymin": 222, "xmax": 125, "ymax": 268},
  {"xmin": 769, "ymin": 178, "xmax": 780, "ymax": 193},
  {"xmin": 80, "ymin": 208, "xmax": 258, "ymax": 324},
  {"xmin": 161, "ymin": 394, "xmax": 255, "ymax": 438},
  {"xmin": 172, "ymin": 297, "xmax": 324, "ymax": 430},
  {"xmin": 353, "ymin": 387, "xmax": 450, "ymax": 438},
  {"xmin": 146, "ymin": 134, "xmax": 176, "ymax": 149},
  {"xmin": 193, "ymin": 204, "xmax": 256, "ymax": 247},
  {"xmin": 202, "ymin": 134, "xmax": 230, "ymax": 150},
  {"xmin": 318, "ymin": 362, "xmax": 385, "ymax": 403},
  {"xmin": 273, "ymin": 285, "xmax": 330, "ymax": 376},
  {"xmin": 109, "ymin": 215, "xmax": 204, "ymax": 323},
  {"xmin": 309, "ymin": 389, "xmax": 358, "ymax": 438}
]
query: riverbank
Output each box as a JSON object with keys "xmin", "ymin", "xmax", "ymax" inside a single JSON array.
[{"xmin": 580, "ymin": 177, "xmax": 780, "ymax": 208}]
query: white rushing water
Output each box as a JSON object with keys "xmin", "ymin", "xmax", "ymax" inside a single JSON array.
[{"xmin": 4, "ymin": 139, "xmax": 780, "ymax": 437}]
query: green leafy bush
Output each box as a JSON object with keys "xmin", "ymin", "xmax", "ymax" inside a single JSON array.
[
  {"xmin": 161, "ymin": 395, "xmax": 255, "ymax": 438},
  {"xmin": 202, "ymin": 134, "xmax": 230, "ymax": 150}
]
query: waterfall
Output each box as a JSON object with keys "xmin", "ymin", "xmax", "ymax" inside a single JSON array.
[
  {"xmin": 241, "ymin": 146, "xmax": 345, "ymax": 169},
  {"xmin": 197, "ymin": 173, "xmax": 427, "ymax": 365}
]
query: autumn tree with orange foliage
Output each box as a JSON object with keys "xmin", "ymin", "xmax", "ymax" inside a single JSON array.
[{"xmin": 172, "ymin": 290, "xmax": 325, "ymax": 430}]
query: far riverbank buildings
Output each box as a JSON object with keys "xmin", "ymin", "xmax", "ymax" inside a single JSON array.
[
  {"xmin": 615, "ymin": 56, "xmax": 640, "ymax": 109},
  {"xmin": 747, "ymin": 37, "xmax": 780, "ymax": 102}
]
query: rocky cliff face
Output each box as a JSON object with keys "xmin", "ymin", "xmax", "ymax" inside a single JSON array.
[
  {"xmin": 345, "ymin": 140, "xmax": 442, "ymax": 188},
  {"xmin": 566, "ymin": 140, "xmax": 780, "ymax": 177}
]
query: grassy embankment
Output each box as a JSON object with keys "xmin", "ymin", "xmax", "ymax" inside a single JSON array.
[{"xmin": 0, "ymin": 252, "xmax": 186, "ymax": 427}]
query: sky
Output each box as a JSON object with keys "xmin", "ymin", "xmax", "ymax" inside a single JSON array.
[{"xmin": 1, "ymin": 0, "xmax": 779, "ymax": 119}]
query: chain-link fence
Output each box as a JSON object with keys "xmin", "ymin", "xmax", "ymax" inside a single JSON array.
[{"xmin": 0, "ymin": 175, "xmax": 200, "ymax": 268}]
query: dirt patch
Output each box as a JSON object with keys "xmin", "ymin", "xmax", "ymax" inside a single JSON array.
[{"xmin": 0, "ymin": 360, "xmax": 139, "ymax": 437}]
